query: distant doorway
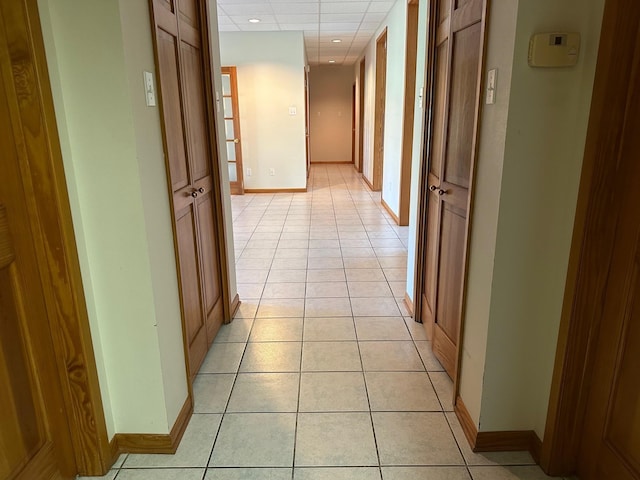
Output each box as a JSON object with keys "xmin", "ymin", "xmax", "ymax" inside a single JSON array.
[
  {"xmin": 221, "ymin": 67, "xmax": 244, "ymax": 195},
  {"xmin": 372, "ymin": 29, "xmax": 388, "ymax": 191}
]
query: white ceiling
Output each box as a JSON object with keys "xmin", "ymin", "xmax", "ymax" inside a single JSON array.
[{"xmin": 216, "ymin": 0, "xmax": 396, "ymax": 65}]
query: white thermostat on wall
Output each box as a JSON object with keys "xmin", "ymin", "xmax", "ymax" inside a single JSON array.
[{"xmin": 528, "ymin": 32, "xmax": 580, "ymax": 67}]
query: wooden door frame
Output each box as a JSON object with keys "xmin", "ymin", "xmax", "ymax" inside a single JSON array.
[
  {"xmin": 3, "ymin": 0, "xmax": 115, "ymax": 475},
  {"xmin": 540, "ymin": 0, "xmax": 640, "ymax": 475},
  {"xmin": 372, "ymin": 29, "xmax": 387, "ymax": 191},
  {"xmin": 351, "ymin": 83, "xmax": 356, "ymax": 164},
  {"xmin": 413, "ymin": 0, "xmax": 490, "ymax": 399},
  {"xmin": 221, "ymin": 66, "xmax": 245, "ymax": 195},
  {"xmin": 398, "ymin": 0, "xmax": 420, "ymax": 226},
  {"xmin": 357, "ymin": 58, "xmax": 365, "ymax": 173}
]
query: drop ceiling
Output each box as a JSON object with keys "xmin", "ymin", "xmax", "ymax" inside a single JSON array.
[{"xmin": 216, "ymin": 0, "xmax": 397, "ymax": 65}]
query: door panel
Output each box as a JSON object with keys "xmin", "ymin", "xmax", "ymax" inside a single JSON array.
[
  {"xmin": 151, "ymin": 0, "xmax": 225, "ymax": 379},
  {"xmin": 373, "ymin": 30, "xmax": 387, "ymax": 191},
  {"xmin": 444, "ymin": 25, "xmax": 481, "ymax": 188},
  {"xmin": 421, "ymin": 0, "xmax": 485, "ymax": 380},
  {"xmin": 182, "ymin": 42, "xmax": 211, "ymax": 182},
  {"xmin": 157, "ymin": 30, "xmax": 189, "ymax": 191}
]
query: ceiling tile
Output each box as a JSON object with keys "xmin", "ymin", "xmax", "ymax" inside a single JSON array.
[
  {"xmin": 367, "ymin": 1, "xmax": 394, "ymax": 12},
  {"xmin": 222, "ymin": 3, "xmax": 274, "ymax": 14},
  {"xmin": 275, "ymin": 13, "xmax": 319, "ymax": 23},
  {"xmin": 320, "ymin": 13, "xmax": 364, "ymax": 23},
  {"xmin": 363, "ymin": 11, "xmax": 386, "ymax": 22},
  {"xmin": 230, "ymin": 13, "xmax": 278, "ymax": 23},
  {"xmin": 320, "ymin": 2, "xmax": 369, "ymax": 14},
  {"xmin": 270, "ymin": 3, "xmax": 319, "ymax": 14}
]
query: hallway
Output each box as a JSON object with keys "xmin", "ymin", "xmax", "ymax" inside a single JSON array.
[{"xmin": 95, "ymin": 165, "xmax": 566, "ymax": 479}]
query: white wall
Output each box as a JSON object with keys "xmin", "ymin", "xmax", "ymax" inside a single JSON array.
[
  {"xmin": 405, "ymin": 0, "xmax": 429, "ymax": 302},
  {"xmin": 360, "ymin": 0, "xmax": 407, "ymax": 214},
  {"xmin": 219, "ymin": 32, "xmax": 307, "ymax": 190},
  {"xmin": 39, "ymin": 0, "xmax": 189, "ymax": 435},
  {"xmin": 208, "ymin": 0, "xmax": 238, "ymax": 307},
  {"xmin": 459, "ymin": 0, "xmax": 605, "ymax": 438}
]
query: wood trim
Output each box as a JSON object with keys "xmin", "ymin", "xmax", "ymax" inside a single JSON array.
[
  {"xmin": 358, "ymin": 58, "xmax": 365, "ymax": 174},
  {"xmin": 452, "ymin": 0, "xmax": 491, "ymax": 424},
  {"xmin": 540, "ymin": 1, "xmax": 640, "ymax": 475},
  {"xmin": 362, "ymin": 174, "xmax": 375, "ymax": 191},
  {"xmin": 412, "ymin": 0, "xmax": 439, "ymax": 327},
  {"xmin": 310, "ymin": 161, "xmax": 354, "ymax": 165},
  {"xmin": 113, "ymin": 396, "xmax": 193, "ymax": 455},
  {"xmin": 455, "ymin": 396, "xmax": 542, "ymax": 461},
  {"xmin": 12, "ymin": 1, "xmax": 113, "ymax": 475},
  {"xmin": 381, "ymin": 198, "xmax": 400, "ymax": 225},
  {"xmin": 230, "ymin": 293, "xmax": 241, "ymax": 319},
  {"xmin": 398, "ymin": 1, "xmax": 419, "ymax": 227},
  {"xmin": 244, "ymin": 188, "xmax": 308, "ymax": 193},
  {"xmin": 403, "ymin": 292, "xmax": 414, "ymax": 317}
]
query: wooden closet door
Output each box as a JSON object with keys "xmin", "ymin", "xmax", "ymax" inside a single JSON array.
[
  {"xmin": 0, "ymin": 24, "xmax": 75, "ymax": 478},
  {"xmin": 151, "ymin": 0, "xmax": 224, "ymax": 378},
  {"xmin": 422, "ymin": 0, "xmax": 485, "ymax": 378}
]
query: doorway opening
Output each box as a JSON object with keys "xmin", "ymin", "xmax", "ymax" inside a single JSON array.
[{"xmin": 372, "ymin": 29, "xmax": 388, "ymax": 192}]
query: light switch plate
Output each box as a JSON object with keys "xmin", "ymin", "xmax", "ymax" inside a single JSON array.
[
  {"xmin": 289, "ymin": 106, "xmax": 297, "ymax": 116},
  {"xmin": 143, "ymin": 71, "xmax": 156, "ymax": 107}
]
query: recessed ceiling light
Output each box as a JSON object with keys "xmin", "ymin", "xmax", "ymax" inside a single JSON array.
[
  {"xmin": 328, "ymin": 60, "xmax": 336, "ymax": 63},
  {"xmin": 248, "ymin": 18, "xmax": 260, "ymax": 23},
  {"xmin": 331, "ymin": 39, "xmax": 342, "ymax": 43}
]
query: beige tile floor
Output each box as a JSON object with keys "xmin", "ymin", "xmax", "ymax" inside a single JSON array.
[{"xmin": 89, "ymin": 165, "xmax": 571, "ymax": 480}]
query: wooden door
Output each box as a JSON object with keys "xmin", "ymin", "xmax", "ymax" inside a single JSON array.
[
  {"xmin": 421, "ymin": 0, "xmax": 486, "ymax": 378},
  {"xmin": 0, "ymin": 19, "xmax": 76, "ymax": 480},
  {"xmin": 150, "ymin": 0, "xmax": 225, "ymax": 378},
  {"xmin": 221, "ymin": 67, "xmax": 244, "ymax": 195},
  {"xmin": 358, "ymin": 59, "xmax": 365, "ymax": 173},
  {"xmin": 373, "ymin": 30, "xmax": 387, "ymax": 191},
  {"xmin": 305, "ymin": 67, "xmax": 311, "ymax": 178},
  {"xmin": 576, "ymin": 22, "xmax": 640, "ymax": 480},
  {"xmin": 352, "ymin": 84, "xmax": 356, "ymax": 164}
]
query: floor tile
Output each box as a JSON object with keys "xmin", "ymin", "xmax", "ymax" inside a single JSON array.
[
  {"xmin": 295, "ymin": 413, "xmax": 378, "ymax": 466},
  {"xmin": 302, "ymin": 341, "xmax": 361, "ymax": 371},
  {"xmin": 240, "ymin": 342, "xmax": 302, "ymax": 372},
  {"xmin": 200, "ymin": 343, "xmax": 246, "ymax": 374},
  {"xmin": 267, "ymin": 269, "xmax": 307, "ymax": 283},
  {"xmin": 78, "ymin": 471, "xmax": 117, "ymax": 480},
  {"xmin": 124, "ymin": 414, "xmax": 221, "ymax": 468},
  {"xmin": 351, "ymin": 298, "xmax": 401, "ymax": 317},
  {"xmin": 234, "ymin": 299, "xmax": 259, "ymax": 319},
  {"xmin": 468, "ymin": 466, "xmax": 557, "ymax": 479},
  {"xmin": 214, "ymin": 318, "xmax": 253, "ymax": 343},
  {"xmin": 227, "ymin": 373, "xmax": 299, "ymax": 412},
  {"xmin": 305, "ymin": 297, "xmax": 352, "ymax": 317},
  {"xmin": 249, "ymin": 318, "xmax": 303, "ymax": 342},
  {"xmin": 257, "ymin": 298, "xmax": 305, "ymax": 318},
  {"xmin": 236, "ymin": 258, "xmax": 273, "ymax": 270},
  {"xmin": 346, "ymin": 268, "xmax": 386, "ymax": 282},
  {"xmin": 275, "ymin": 248, "xmax": 309, "ymax": 259},
  {"xmin": 262, "ymin": 283, "xmax": 306, "ymax": 299},
  {"xmin": 237, "ymin": 283, "xmax": 265, "ymax": 298},
  {"xmin": 193, "ymin": 374, "xmax": 235, "ymax": 413},
  {"xmin": 359, "ymin": 342, "xmax": 424, "ymax": 371},
  {"xmin": 343, "ymin": 257, "xmax": 380, "ymax": 269},
  {"xmin": 303, "ymin": 317, "xmax": 357, "ymax": 341},
  {"xmin": 307, "ymin": 269, "xmax": 347, "ymax": 282},
  {"xmin": 306, "ymin": 282, "xmax": 349, "ymax": 298},
  {"xmin": 236, "ymin": 269, "xmax": 269, "ymax": 284},
  {"xmin": 365, "ymin": 372, "xmax": 441, "ymax": 411},
  {"xmin": 271, "ymin": 258, "xmax": 308, "ymax": 270},
  {"xmin": 381, "ymin": 467, "xmax": 471, "ymax": 480},
  {"xmin": 206, "ymin": 468, "xmax": 292, "ymax": 480},
  {"xmin": 404, "ymin": 318, "xmax": 428, "ymax": 341},
  {"xmin": 295, "ymin": 467, "xmax": 382, "ymax": 479},
  {"xmin": 430, "ymin": 371, "xmax": 455, "ymax": 411},
  {"xmin": 348, "ymin": 281, "xmax": 394, "ymax": 298},
  {"xmin": 415, "ymin": 341, "xmax": 445, "ymax": 371},
  {"xmin": 383, "ymin": 268, "xmax": 407, "ymax": 281},
  {"xmin": 354, "ymin": 317, "xmax": 412, "ymax": 341},
  {"xmin": 116, "ymin": 470, "xmax": 205, "ymax": 480},
  {"xmin": 299, "ymin": 372, "xmax": 368, "ymax": 411},
  {"xmin": 210, "ymin": 413, "xmax": 296, "ymax": 467},
  {"xmin": 373, "ymin": 412, "xmax": 464, "ymax": 466}
]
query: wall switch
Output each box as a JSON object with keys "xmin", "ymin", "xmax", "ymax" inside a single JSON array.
[
  {"xmin": 247, "ymin": 168, "xmax": 252, "ymax": 176},
  {"xmin": 289, "ymin": 106, "xmax": 297, "ymax": 115},
  {"xmin": 269, "ymin": 168, "xmax": 275, "ymax": 176},
  {"xmin": 486, "ymin": 68, "xmax": 497, "ymax": 105},
  {"xmin": 143, "ymin": 71, "xmax": 156, "ymax": 107}
]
